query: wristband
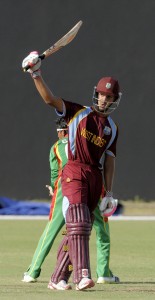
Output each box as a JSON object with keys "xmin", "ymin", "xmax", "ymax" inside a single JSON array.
[
  {"xmin": 105, "ymin": 191, "xmax": 113, "ymax": 197},
  {"xmin": 31, "ymin": 70, "xmax": 41, "ymax": 79}
]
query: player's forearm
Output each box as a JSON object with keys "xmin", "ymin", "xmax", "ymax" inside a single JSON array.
[
  {"xmin": 33, "ymin": 76, "xmax": 63, "ymax": 111},
  {"xmin": 104, "ymin": 155, "xmax": 115, "ymax": 192}
]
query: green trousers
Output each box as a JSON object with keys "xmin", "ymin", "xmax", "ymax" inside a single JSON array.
[
  {"xmin": 93, "ymin": 206, "xmax": 112, "ymax": 277},
  {"xmin": 25, "ymin": 179, "xmax": 112, "ymax": 279}
]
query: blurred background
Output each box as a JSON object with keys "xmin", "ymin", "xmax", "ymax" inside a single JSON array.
[{"xmin": 0, "ymin": 0, "xmax": 154, "ymax": 201}]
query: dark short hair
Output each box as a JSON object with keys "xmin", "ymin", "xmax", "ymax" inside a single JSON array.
[{"xmin": 55, "ymin": 117, "xmax": 68, "ymax": 130}]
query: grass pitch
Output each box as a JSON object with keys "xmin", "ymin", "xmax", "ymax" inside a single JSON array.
[{"xmin": 0, "ymin": 219, "xmax": 155, "ymax": 300}]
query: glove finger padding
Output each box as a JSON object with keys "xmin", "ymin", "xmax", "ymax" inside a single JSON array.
[
  {"xmin": 99, "ymin": 196, "xmax": 118, "ymax": 217},
  {"xmin": 22, "ymin": 51, "xmax": 41, "ymax": 73},
  {"xmin": 103, "ymin": 198, "xmax": 118, "ymax": 217},
  {"xmin": 99, "ymin": 196, "xmax": 112, "ymax": 212}
]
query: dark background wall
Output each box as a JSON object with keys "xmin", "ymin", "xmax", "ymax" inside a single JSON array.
[{"xmin": 0, "ymin": 0, "xmax": 154, "ymax": 200}]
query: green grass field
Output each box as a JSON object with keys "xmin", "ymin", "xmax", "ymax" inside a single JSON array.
[{"xmin": 0, "ymin": 219, "xmax": 155, "ymax": 300}]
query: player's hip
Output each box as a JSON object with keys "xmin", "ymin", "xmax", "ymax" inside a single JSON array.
[{"xmin": 61, "ymin": 161, "xmax": 102, "ymax": 211}]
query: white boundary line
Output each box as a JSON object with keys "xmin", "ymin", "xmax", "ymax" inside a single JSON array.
[
  {"xmin": 110, "ymin": 215, "xmax": 155, "ymax": 221},
  {"xmin": 0, "ymin": 215, "xmax": 49, "ymax": 220},
  {"xmin": 0, "ymin": 215, "xmax": 155, "ymax": 220}
]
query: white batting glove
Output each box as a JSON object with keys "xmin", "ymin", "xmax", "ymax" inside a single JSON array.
[
  {"xmin": 99, "ymin": 196, "xmax": 112, "ymax": 212},
  {"xmin": 22, "ymin": 51, "xmax": 41, "ymax": 78},
  {"xmin": 99, "ymin": 196, "xmax": 118, "ymax": 217}
]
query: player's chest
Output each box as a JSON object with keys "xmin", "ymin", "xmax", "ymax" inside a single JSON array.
[{"xmin": 77, "ymin": 116, "xmax": 112, "ymax": 146}]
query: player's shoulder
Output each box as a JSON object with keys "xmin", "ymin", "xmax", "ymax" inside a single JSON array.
[
  {"xmin": 64, "ymin": 99, "xmax": 89, "ymax": 112},
  {"xmin": 61, "ymin": 137, "xmax": 68, "ymax": 144},
  {"xmin": 107, "ymin": 116, "xmax": 118, "ymax": 128},
  {"xmin": 58, "ymin": 137, "xmax": 68, "ymax": 145},
  {"xmin": 51, "ymin": 140, "xmax": 59, "ymax": 150},
  {"xmin": 107, "ymin": 116, "xmax": 119, "ymax": 138}
]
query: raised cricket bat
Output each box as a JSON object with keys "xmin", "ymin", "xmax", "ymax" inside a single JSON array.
[{"xmin": 23, "ymin": 20, "xmax": 83, "ymax": 72}]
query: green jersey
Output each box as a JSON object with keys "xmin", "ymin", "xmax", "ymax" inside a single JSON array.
[{"xmin": 49, "ymin": 136, "xmax": 68, "ymax": 190}]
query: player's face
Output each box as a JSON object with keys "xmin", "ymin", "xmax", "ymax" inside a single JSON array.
[
  {"xmin": 57, "ymin": 130, "xmax": 65, "ymax": 139},
  {"xmin": 98, "ymin": 92, "xmax": 115, "ymax": 112}
]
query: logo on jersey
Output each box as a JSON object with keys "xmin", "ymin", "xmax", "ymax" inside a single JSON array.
[
  {"xmin": 103, "ymin": 126, "xmax": 111, "ymax": 135},
  {"xmin": 81, "ymin": 127, "xmax": 106, "ymax": 147},
  {"xmin": 62, "ymin": 140, "xmax": 68, "ymax": 144}
]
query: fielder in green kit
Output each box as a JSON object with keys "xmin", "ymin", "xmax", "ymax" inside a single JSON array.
[{"xmin": 22, "ymin": 117, "xmax": 119, "ymax": 284}]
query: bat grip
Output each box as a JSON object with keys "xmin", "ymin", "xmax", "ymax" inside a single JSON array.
[{"xmin": 23, "ymin": 53, "xmax": 45, "ymax": 72}]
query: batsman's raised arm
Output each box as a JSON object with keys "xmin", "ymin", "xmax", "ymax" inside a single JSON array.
[
  {"xmin": 34, "ymin": 76, "xmax": 63, "ymax": 112},
  {"xmin": 22, "ymin": 51, "xmax": 63, "ymax": 113}
]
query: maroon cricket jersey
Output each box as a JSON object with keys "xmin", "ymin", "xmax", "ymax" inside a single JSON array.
[{"xmin": 57, "ymin": 100, "xmax": 118, "ymax": 169}]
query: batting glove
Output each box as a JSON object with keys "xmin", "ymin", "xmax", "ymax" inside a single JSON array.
[
  {"xmin": 99, "ymin": 196, "xmax": 112, "ymax": 212},
  {"xmin": 22, "ymin": 51, "xmax": 41, "ymax": 78},
  {"xmin": 99, "ymin": 193, "xmax": 118, "ymax": 217}
]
